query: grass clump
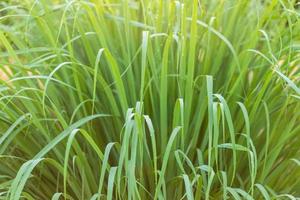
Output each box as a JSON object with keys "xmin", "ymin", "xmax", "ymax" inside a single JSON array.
[{"xmin": 0, "ymin": 0, "xmax": 300, "ymax": 199}]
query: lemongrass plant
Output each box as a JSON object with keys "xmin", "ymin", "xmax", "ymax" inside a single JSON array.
[{"xmin": 0, "ymin": 0, "xmax": 300, "ymax": 199}]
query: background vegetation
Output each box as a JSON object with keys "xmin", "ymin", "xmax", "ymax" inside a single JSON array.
[{"xmin": 0, "ymin": 0, "xmax": 300, "ymax": 199}]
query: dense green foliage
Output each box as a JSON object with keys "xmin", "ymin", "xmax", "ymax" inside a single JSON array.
[{"xmin": 0, "ymin": 0, "xmax": 300, "ymax": 199}]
